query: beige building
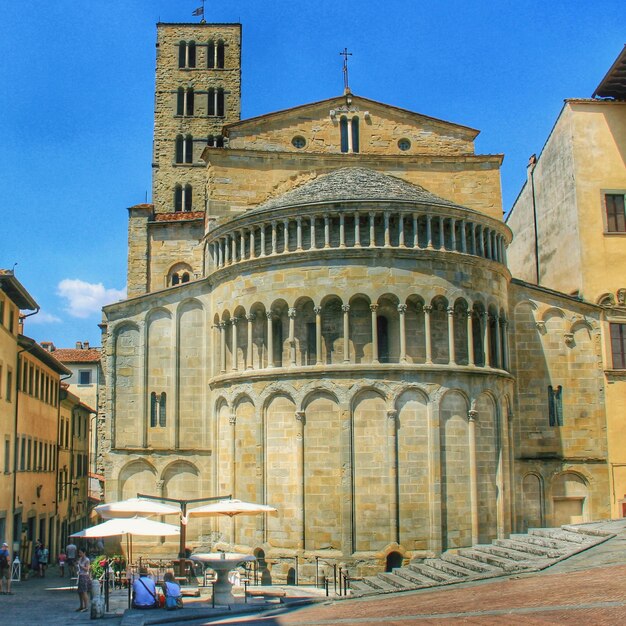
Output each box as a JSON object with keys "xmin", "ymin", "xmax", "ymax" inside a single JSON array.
[
  {"xmin": 99, "ymin": 23, "xmax": 615, "ymax": 578},
  {"xmin": 507, "ymin": 46, "xmax": 626, "ymax": 519}
]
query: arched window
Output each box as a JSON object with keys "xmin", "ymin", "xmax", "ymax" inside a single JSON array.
[
  {"xmin": 176, "ymin": 88, "xmax": 184, "ymax": 115},
  {"xmin": 208, "ymin": 88, "xmax": 215, "ymax": 116},
  {"xmin": 186, "ymin": 88, "xmax": 194, "ymax": 116},
  {"xmin": 351, "ymin": 116, "xmax": 360, "ymax": 153},
  {"xmin": 174, "ymin": 185, "xmax": 182, "ymax": 212},
  {"xmin": 207, "ymin": 40, "xmax": 215, "ymax": 68},
  {"xmin": 377, "ymin": 316, "xmax": 389, "ymax": 363},
  {"xmin": 185, "ymin": 134, "xmax": 193, "ymax": 163},
  {"xmin": 181, "ymin": 273, "xmax": 190, "ymax": 283},
  {"xmin": 178, "ymin": 41, "xmax": 196, "ymax": 69},
  {"xmin": 171, "ymin": 274, "xmax": 180, "ymax": 286},
  {"xmin": 340, "ymin": 116, "xmax": 349, "ymax": 153},
  {"xmin": 216, "ymin": 41, "xmax": 225, "ymax": 68},
  {"xmin": 178, "ymin": 41, "xmax": 186, "ymax": 68},
  {"xmin": 159, "ymin": 392, "xmax": 167, "ymax": 427},
  {"xmin": 167, "ymin": 263, "xmax": 193, "ymax": 287},
  {"xmin": 150, "ymin": 392, "xmax": 158, "ymax": 427},
  {"xmin": 217, "ymin": 89, "xmax": 225, "ymax": 116},
  {"xmin": 184, "ymin": 184, "xmax": 192, "ymax": 211},
  {"xmin": 208, "ymin": 89, "xmax": 225, "ymax": 117},
  {"xmin": 175, "ymin": 135, "xmax": 184, "ymax": 163},
  {"xmin": 188, "ymin": 41, "xmax": 196, "ymax": 68}
]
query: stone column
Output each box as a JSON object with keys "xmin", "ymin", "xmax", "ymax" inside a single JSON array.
[
  {"xmin": 260, "ymin": 225, "xmax": 266, "ymax": 257},
  {"xmin": 354, "ymin": 212, "xmax": 361, "ymax": 247},
  {"xmin": 266, "ymin": 311, "xmax": 274, "ymax": 368},
  {"xmin": 219, "ymin": 322, "xmax": 226, "ymax": 373},
  {"xmin": 216, "ymin": 240, "xmax": 222, "ymax": 267},
  {"xmin": 486, "ymin": 229, "xmax": 492, "ymax": 259},
  {"xmin": 229, "ymin": 410, "xmax": 236, "ymax": 498},
  {"xmin": 438, "ymin": 216, "xmax": 444, "ymax": 249},
  {"xmin": 342, "ymin": 304, "xmax": 350, "ymax": 363},
  {"xmin": 467, "ymin": 310, "xmax": 475, "ymax": 366},
  {"xmin": 412, "ymin": 214, "xmax": 419, "ymax": 248},
  {"xmin": 468, "ymin": 408, "xmax": 479, "ymax": 546},
  {"xmin": 398, "ymin": 304, "xmax": 407, "ymax": 363},
  {"xmin": 224, "ymin": 237, "xmax": 230, "ymax": 265},
  {"xmin": 324, "ymin": 215, "xmax": 331, "ymax": 248},
  {"xmin": 423, "ymin": 305, "xmax": 432, "ymax": 364},
  {"xmin": 451, "ymin": 218, "xmax": 457, "ymax": 251},
  {"xmin": 461, "ymin": 220, "xmax": 467, "ymax": 253},
  {"xmin": 447, "ymin": 307, "xmax": 456, "ymax": 365},
  {"xmin": 369, "ymin": 212, "xmax": 376, "ymax": 247},
  {"xmin": 370, "ymin": 304, "xmax": 379, "ymax": 364},
  {"xmin": 283, "ymin": 219, "xmax": 290, "ymax": 253},
  {"xmin": 271, "ymin": 221, "xmax": 277, "ymax": 255},
  {"xmin": 480, "ymin": 228, "xmax": 485, "ymax": 257},
  {"xmin": 339, "ymin": 213, "xmax": 346, "ymax": 247},
  {"xmin": 310, "ymin": 216, "xmax": 317, "ymax": 250},
  {"xmin": 471, "ymin": 222, "xmax": 476, "ymax": 255},
  {"xmin": 231, "ymin": 234, "xmax": 237, "ymax": 263},
  {"xmin": 482, "ymin": 312, "xmax": 491, "ymax": 367},
  {"xmin": 426, "ymin": 215, "xmax": 433, "ymax": 249},
  {"xmin": 398, "ymin": 214, "xmax": 405, "ymax": 247},
  {"xmin": 296, "ymin": 217, "xmax": 303, "ymax": 251},
  {"xmin": 288, "ymin": 307, "xmax": 297, "ymax": 366},
  {"xmin": 384, "ymin": 212, "xmax": 391, "ymax": 247},
  {"xmin": 295, "ymin": 410, "xmax": 306, "ymax": 549},
  {"xmin": 501, "ymin": 320, "xmax": 509, "ymax": 371},
  {"xmin": 387, "ymin": 409, "xmax": 399, "ymax": 544},
  {"xmin": 231, "ymin": 317, "xmax": 239, "ymax": 370},
  {"xmin": 250, "ymin": 228, "xmax": 256, "ymax": 259},
  {"xmin": 239, "ymin": 230, "xmax": 245, "ymax": 260},
  {"xmin": 246, "ymin": 314, "xmax": 255, "ymax": 369},
  {"xmin": 314, "ymin": 306, "xmax": 322, "ymax": 365},
  {"xmin": 494, "ymin": 315, "xmax": 501, "ymax": 368}
]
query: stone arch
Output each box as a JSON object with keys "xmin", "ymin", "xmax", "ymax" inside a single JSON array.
[
  {"xmin": 167, "ymin": 261, "xmax": 193, "ymax": 287},
  {"xmin": 302, "ymin": 390, "xmax": 341, "ymax": 550},
  {"xmin": 349, "ymin": 293, "xmax": 373, "ymax": 364},
  {"xmin": 439, "ymin": 389, "xmax": 471, "ymax": 550},
  {"xmin": 375, "ymin": 293, "xmax": 400, "ymax": 363},
  {"xmin": 320, "ymin": 294, "xmax": 343, "ymax": 365},
  {"xmin": 521, "ymin": 472, "xmax": 544, "ymax": 531},
  {"xmin": 293, "ymin": 296, "xmax": 316, "ymax": 366},
  {"xmin": 352, "ymin": 388, "xmax": 390, "ymax": 552},
  {"xmin": 118, "ymin": 459, "xmax": 157, "ymax": 500},
  {"xmin": 405, "ymin": 294, "xmax": 426, "ymax": 363},
  {"xmin": 551, "ymin": 471, "xmax": 589, "ymax": 526},
  {"xmin": 395, "ymin": 387, "xmax": 430, "ymax": 550},
  {"xmin": 430, "ymin": 295, "xmax": 450, "ymax": 364}
]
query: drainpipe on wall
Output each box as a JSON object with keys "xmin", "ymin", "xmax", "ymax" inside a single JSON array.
[{"xmin": 528, "ymin": 154, "xmax": 540, "ymax": 285}]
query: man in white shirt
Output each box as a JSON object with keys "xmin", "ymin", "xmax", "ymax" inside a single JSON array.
[{"xmin": 132, "ymin": 568, "xmax": 158, "ymax": 609}]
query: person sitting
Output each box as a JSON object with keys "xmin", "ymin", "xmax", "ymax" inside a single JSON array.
[
  {"xmin": 162, "ymin": 571, "xmax": 183, "ymax": 610},
  {"xmin": 132, "ymin": 568, "xmax": 159, "ymax": 609}
]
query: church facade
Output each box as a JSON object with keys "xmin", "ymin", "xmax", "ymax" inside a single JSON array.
[{"xmin": 99, "ymin": 23, "xmax": 613, "ymax": 578}]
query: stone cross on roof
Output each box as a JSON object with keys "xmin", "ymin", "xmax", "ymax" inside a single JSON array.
[{"xmin": 340, "ymin": 47, "xmax": 352, "ymax": 94}]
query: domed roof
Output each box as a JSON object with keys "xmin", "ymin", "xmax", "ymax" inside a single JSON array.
[{"xmin": 254, "ymin": 167, "xmax": 461, "ymax": 212}]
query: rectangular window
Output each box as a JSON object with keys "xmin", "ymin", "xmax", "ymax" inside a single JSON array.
[
  {"xmin": 79, "ymin": 370, "xmax": 92, "ymax": 385},
  {"xmin": 606, "ymin": 194, "xmax": 626, "ymax": 233},
  {"xmin": 8, "ymin": 306, "xmax": 14, "ymax": 333},
  {"xmin": 6, "ymin": 369, "xmax": 12, "ymax": 402},
  {"xmin": 0, "ymin": 298, "xmax": 4, "ymax": 326},
  {"xmin": 20, "ymin": 438, "xmax": 25, "ymax": 471},
  {"xmin": 548, "ymin": 385, "xmax": 563, "ymax": 426},
  {"xmin": 4, "ymin": 438, "xmax": 9, "ymax": 473},
  {"xmin": 610, "ymin": 323, "xmax": 626, "ymax": 369},
  {"xmin": 27, "ymin": 438, "xmax": 32, "ymax": 471}
]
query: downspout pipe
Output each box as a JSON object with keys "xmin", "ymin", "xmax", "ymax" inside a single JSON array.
[{"xmin": 528, "ymin": 154, "xmax": 540, "ymax": 285}]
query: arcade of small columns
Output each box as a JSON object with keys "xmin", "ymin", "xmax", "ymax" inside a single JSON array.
[
  {"xmin": 206, "ymin": 205, "xmax": 509, "ymax": 270},
  {"xmin": 211, "ymin": 296, "xmax": 509, "ymax": 377}
]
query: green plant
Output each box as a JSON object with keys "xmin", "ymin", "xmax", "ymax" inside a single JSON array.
[{"xmin": 90, "ymin": 554, "xmax": 106, "ymax": 579}]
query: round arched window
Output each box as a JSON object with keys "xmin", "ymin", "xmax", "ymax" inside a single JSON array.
[{"xmin": 292, "ymin": 136, "xmax": 306, "ymax": 149}]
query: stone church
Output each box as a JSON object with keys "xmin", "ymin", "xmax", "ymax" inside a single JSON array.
[{"xmin": 99, "ymin": 22, "xmax": 616, "ymax": 578}]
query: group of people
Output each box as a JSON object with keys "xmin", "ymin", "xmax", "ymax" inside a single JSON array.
[
  {"xmin": 132, "ymin": 568, "xmax": 183, "ymax": 610},
  {"xmin": 29, "ymin": 540, "xmax": 50, "ymax": 577}
]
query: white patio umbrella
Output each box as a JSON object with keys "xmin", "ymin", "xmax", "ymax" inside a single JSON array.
[
  {"xmin": 70, "ymin": 516, "xmax": 180, "ymax": 562},
  {"xmin": 187, "ymin": 499, "xmax": 277, "ymax": 517},
  {"xmin": 94, "ymin": 497, "xmax": 180, "ymax": 519}
]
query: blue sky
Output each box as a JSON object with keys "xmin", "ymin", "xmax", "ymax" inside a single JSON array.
[{"xmin": 0, "ymin": 1, "xmax": 623, "ymax": 348}]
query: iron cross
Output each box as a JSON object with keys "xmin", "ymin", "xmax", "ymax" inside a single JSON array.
[{"xmin": 340, "ymin": 47, "xmax": 352, "ymax": 92}]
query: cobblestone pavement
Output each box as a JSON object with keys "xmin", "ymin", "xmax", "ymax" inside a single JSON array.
[{"xmin": 4, "ymin": 520, "xmax": 626, "ymax": 625}]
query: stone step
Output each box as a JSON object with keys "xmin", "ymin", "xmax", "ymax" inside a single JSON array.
[
  {"xmin": 392, "ymin": 566, "xmax": 437, "ymax": 587},
  {"xmin": 377, "ymin": 572, "xmax": 419, "ymax": 590},
  {"xmin": 441, "ymin": 552, "xmax": 502, "ymax": 574},
  {"xmin": 459, "ymin": 547, "xmax": 525, "ymax": 572},
  {"xmin": 359, "ymin": 575, "xmax": 401, "ymax": 592},
  {"xmin": 561, "ymin": 525, "xmax": 613, "ymax": 539},
  {"xmin": 510, "ymin": 533, "xmax": 573, "ymax": 551},
  {"xmin": 424, "ymin": 557, "xmax": 477, "ymax": 578},
  {"xmin": 347, "ymin": 579, "xmax": 376, "ymax": 594},
  {"xmin": 408, "ymin": 561, "xmax": 461, "ymax": 583},
  {"xmin": 529, "ymin": 528, "xmax": 589, "ymax": 545},
  {"xmin": 495, "ymin": 538, "xmax": 562, "ymax": 558},
  {"xmin": 476, "ymin": 543, "xmax": 536, "ymax": 562}
]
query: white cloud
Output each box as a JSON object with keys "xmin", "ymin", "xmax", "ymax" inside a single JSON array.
[
  {"xmin": 57, "ymin": 279, "xmax": 126, "ymax": 318},
  {"xmin": 26, "ymin": 310, "xmax": 62, "ymax": 325}
]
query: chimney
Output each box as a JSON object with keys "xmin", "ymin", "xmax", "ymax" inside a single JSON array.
[
  {"xmin": 75, "ymin": 341, "xmax": 83, "ymax": 349},
  {"xmin": 40, "ymin": 341, "xmax": 55, "ymax": 352},
  {"xmin": 83, "ymin": 341, "xmax": 90, "ymax": 350}
]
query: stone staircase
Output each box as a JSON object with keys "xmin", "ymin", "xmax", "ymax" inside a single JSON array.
[{"xmin": 349, "ymin": 524, "xmax": 613, "ymax": 597}]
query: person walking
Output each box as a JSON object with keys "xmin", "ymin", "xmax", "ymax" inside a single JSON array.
[
  {"xmin": 0, "ymin": 542, "xmax": 12, "ymax": 595},
  {"xmin": 66, "ymin": 541, "xmax": 77, "ymax": 578},
  {"xmin": 75, "ymin": 547, "xmax": 91, "ymax": 612},
  {"xmin": 58, "ymin": 551, "xmax": 66, "ymax": 577},
  {"xmin": 31, "ymin": 540, "xmax": 41, "ymax": 579},
  {"xmin": 38, "ymin": 543, "xmax": 49, "ymax": 577}
]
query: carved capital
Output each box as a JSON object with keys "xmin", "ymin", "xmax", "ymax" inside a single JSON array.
[
  {"xmin": 295, "ymin": 410, "xmax": 305, "ymax": 423},
  {"xmin": 155, "ymin": 480, "xmax": 165, "ymax": 491},
  {"xmin": 288, "ymin": 307, "xmax": 297, "ymax": 319},
  {"xmin": 466, "ymin": 310, "xmax": 474, "ymax": 319},
  {"xmin": 423, "ymin": 305, "xmax": 432, "ymax": 315},
  {"xmin": 313, "ymin": 306, "xmax": 322, "ymax": 315},
  {"xmin": 266, "ymin": 310, "xmax": 273, "ymax": 321},
  {"xmin": 467, "ymin": 410, "xmax": 478, "ymax": 422},
  {"xmin": 387, "ymin": 409, "xmax": 398, "ymax": 421},
  {"xmin": 246, "ymin": 313, "xmax": 256, "ymax": 322},
  {"xmin": 228, "ymin": 413, "xmax": 236, "ymax": 426},
  {"xmin": 397, "ymin": 304, "xmax": 407, "ymax": 314},
  {"xmin": 564, "ymin": 332, "xmax": 575, "ymax": 347},
  {"xmin": 342, "ymin": 304, "xmax": 350, "ymax": 313},
  {"xmin": 618, "ymin": 289, "xmax": 626, "ymax": 306},
  {"xmin": 231, "ymin": 316, "xmax": 239, "ymax": 325},
  {"xmin": 535, "ymin": 320, "xmax": 546, "ymax": 333},
  {"xmin": 370, "ymin": 304, "xmax": 379, "ymax": 313},
  {"xmin": 447, "ymin": 307, "xmax": 454, "ymax": 316}
]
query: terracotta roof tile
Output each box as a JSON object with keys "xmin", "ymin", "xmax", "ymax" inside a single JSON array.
[
  {"xmin": 52, "ymin": 348, "xmax": 101, "ymax": 363},
  {"xmin": 154, "ymin": 211, "xmax": 204, "ymax": 222}
]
